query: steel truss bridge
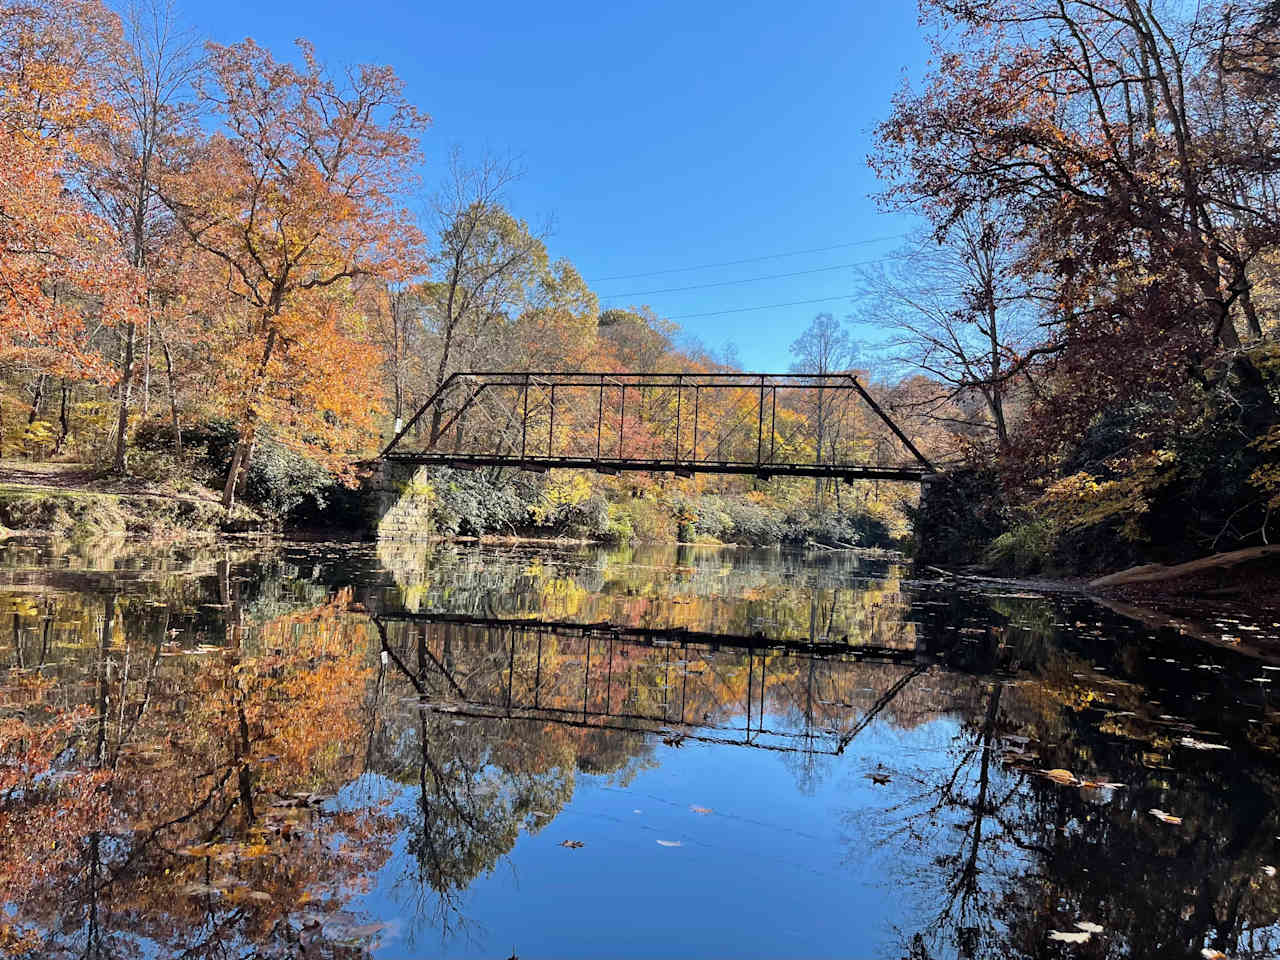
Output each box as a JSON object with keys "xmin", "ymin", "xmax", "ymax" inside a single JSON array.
[{"xmin": 378, "ymin": 371, "xmax": 935, "ymax": 482}]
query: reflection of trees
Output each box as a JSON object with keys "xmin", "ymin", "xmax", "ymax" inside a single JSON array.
[
  {"xmin": 0, "ymin": 586, "xmax": 396, "ymax": 959},
  {"xmin": 862, "ymin": 615, "xmax": 1280, "ymax": 960},
  {"xmin": 370, "ymin": 619, "xmax": 609, "ymax": 943},
  {"xmin": 374, "ymin": 542, "xmax": 916, "ymax": 648}
]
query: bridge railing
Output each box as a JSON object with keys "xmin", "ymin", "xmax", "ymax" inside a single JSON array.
[{"xmin": 379, "ymin": 371, "xmax": 933, "ymax": 479}]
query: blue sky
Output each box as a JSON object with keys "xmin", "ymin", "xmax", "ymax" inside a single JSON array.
[{"xmin": 180, "ymin": 0, "xmax": 930, "ymax": 370}]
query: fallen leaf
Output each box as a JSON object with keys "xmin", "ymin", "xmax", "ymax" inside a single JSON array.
[
  {"xmin": 1179, "ymin": 737, "xmax": 1230, "ymax": 751},
  {"xmin": 1042, "ymin": 768, "xmax": 1078, "ymax": 785},
  {"xmin": 1075, "ymin": 921, "xmax": 1104, "ymax": 933},
  {"xmin": 180, "ymin": 883, "xmax": 221, "ymax": 897},
  {"xmin": 656, "ymin": 840, "xmax": 682, "ymax": 847},
  {"xmin": 1150, "ymin": 808, "xmax": 1183, "ymax": 825},
  {"xmin": 1262, "ymin": 865, "xmax": 1276, "ymax": 877},
  {"xmin": 558, "ymin": 840, "xmax": 584, "ymax": 849},
  {"xmin": 1049, "ymin": 930, "xmax": 1091, "ymax": 943},
  {"xmin": 1201, "ymin": 950, "xmax": 1229, "ymax": 960},
  {"xmin": 690, "ymin": 805, "xmax": 713, "ymax": 814}
]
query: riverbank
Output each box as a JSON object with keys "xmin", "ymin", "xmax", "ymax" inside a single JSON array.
[
  {"xmin": 0, "ymin": 461, "xmax": 257, "ymax": 540},
  {"xmin": 1085, "ymin": 547, "xmax": 1280, "ymax": 658}
]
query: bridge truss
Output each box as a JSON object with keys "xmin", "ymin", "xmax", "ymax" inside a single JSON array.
[{"xmin": 378, "ymin": 371, "xmax": 935, "ymax": 482}]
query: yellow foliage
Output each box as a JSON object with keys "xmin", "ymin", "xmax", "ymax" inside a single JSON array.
[
  {"xmin": 531, "ymin": 471, "xmax": 593, "ymax": 524},
  {"xmin": 1038, "ymin": 450, "xmax": 1177, "ymax": 541}
]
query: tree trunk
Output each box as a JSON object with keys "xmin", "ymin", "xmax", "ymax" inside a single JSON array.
[
  {"xmin": 157, "ymin": 329, "xmax": 182, "ymax": 458},
  {"xmin": 113, "ymin": 321, "xmax": 136, "ymax": 474},
  {"xmin": 28, "ymin": 374, "xmax": 46, "ymax": 424},
  {"xmin": 142, "ymin": 316, "xmax": 151, "ymax": 417},
  {"xmin": 54, "ymin": 380, "xmax": 70, "ymax": 454},
  {"xmin": 1239, "ymin": 284, "xmax": 1265, "ymax": 340},
  {"xmin": 222, "ymin": 326, "xmax": 278, "ymax": 509}
]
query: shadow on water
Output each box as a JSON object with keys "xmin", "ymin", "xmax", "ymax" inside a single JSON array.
[{"xmin": 0, "ymin": 537, "xmax": 1275, "ymax": 958}]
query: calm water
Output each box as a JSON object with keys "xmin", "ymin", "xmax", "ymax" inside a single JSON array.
[{"xmin": 1, "ymin": 538, "xmax": 1278, "ymax": 959}]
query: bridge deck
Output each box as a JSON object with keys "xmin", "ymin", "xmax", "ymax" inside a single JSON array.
[{"xmin": 382, "ymin": 451, "xmax": 932, "ymax": 482}]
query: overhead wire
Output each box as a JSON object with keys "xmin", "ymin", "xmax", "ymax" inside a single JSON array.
[
  {"xmin": 587, "ymin": 233, "xmax": 908, "ymax": 282},
  {"xmin": 599, "ymin": 249, "xmax": 924, "ymax": 300},
  {"xmin": 666, "ymin": 294, "xmax": 862, "ymax": 320}
]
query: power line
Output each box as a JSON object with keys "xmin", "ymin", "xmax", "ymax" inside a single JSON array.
[
  {"xmin": 667, "ymin": 294, "xmax": 859, "ymax": 320},
  {"xmin": 588, "ymin": 234, "xmax": 907, "ymax": 282},
  {"xmin": 601, "ymin": 250, "xmax": 923, "ymax": 300},
  {"xmin": 603, "ymin": 261, "xmax": 868, "ymax": 299}
]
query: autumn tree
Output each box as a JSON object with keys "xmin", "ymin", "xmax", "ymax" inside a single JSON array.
[
  {"xmin": 89, "ymin": 0, "xmax": 200, "ymax": 473},
  {"xmin": 0, "ymin": 0, "xmax": 141, "ymax": 425},
  {"xmin": 161, "ymin": 38, "xmax": 427, "ymax": 507},
  {"xmin": 873, "ymin": 0, "xmax": 1280, "ymax": 447},
  {"xmin": 416, "ymin": 150, "xmax": 549, "ymax": 445}
]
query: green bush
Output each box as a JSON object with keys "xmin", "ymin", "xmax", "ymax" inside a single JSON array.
[
  {"xmin": 135, "ymin": 419, "xmax": 335, "ymax": 522},
  {"xmin": 983, "ymin": 520, "xmax": 1057, "ymax": 575}
]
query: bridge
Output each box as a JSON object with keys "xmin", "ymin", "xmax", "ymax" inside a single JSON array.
[{"xmin": 377, "ymin": 371, "xmax": 935, "ymax": 482}]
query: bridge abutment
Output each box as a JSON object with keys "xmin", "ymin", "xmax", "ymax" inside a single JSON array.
[{"xmin": 365, "ymin": 460, "xmax": 438, "ymax": 541}]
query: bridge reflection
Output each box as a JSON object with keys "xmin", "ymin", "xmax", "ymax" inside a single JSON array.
[{"xmin": 371, "ymin": 611, "xmax": 950, "ymax": 756}]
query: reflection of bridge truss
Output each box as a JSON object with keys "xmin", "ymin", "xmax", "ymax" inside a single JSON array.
[
  {"xmin": 378, "ymin": 372, "xmax": 934, "ymax": 482},
  {"xmin": 372, "ymin": 612, "xmax": 944, "ymax": 756}
]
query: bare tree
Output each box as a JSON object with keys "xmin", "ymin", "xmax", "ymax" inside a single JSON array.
[
  {"xmin": 790, "ymin": 313, "xmax": 859, "ymax": 509},
  {"xmin": 855, "ymin": 212, "xmax": 1038, "ymax": 452}
]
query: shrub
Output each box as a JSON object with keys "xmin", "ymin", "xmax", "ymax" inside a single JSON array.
[{"xmin": 983, "ymin": 520, "xmax": 1057, "ymax": 575}]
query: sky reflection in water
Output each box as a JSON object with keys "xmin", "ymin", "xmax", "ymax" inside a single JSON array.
[{"xmin": 0, "ymin": 538, "xmax": 1277, "ymax": 959}]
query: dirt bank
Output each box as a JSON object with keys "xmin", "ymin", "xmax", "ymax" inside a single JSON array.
[{"xmin": 0, "ymin": 461, "xmax": 259, "ymax": 539}]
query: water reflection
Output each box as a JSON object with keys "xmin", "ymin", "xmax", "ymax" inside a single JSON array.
[{"xmin": 0, "ymin": 538, "xmax": 1276, "ymax": 958}]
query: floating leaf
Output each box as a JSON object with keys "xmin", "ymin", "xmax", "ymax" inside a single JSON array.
[
  {"xmin": 867, "ymin": 773, "xmax": 891, "ymax": 786},
  {"xmin": 181, "ymin": 882, "xmax": 221, "ymax": 897},
  {"xmin": 1049, "ymin": 930, "xmax": 1091, "ymax": 943},
  {"xmin": 559, "ymin": 840, "xmax": 584, "ymax": 849},
  {"xmin": 1042, "ymin": 769, "xmax": 1078, "ymax": 786},
  {"xmin": 690, "ymin": 805, "xmax": 713, "ymax": 814},
  {"xmin": 1079, "ymin": 779, "xmax": 1125, "ymax": 790},
  {"xmin": 1201, "ymin": 950, "xmax": 1229, "ymax": 960},
  {"xmin": 1179, "ymin": 737, "xmax": 1230, "ymax": 751},
  {"xmin": 1262, "ymin": 865, "xmax": 1276, "ymax": 877},
  {"xmin": 1150, "ymin": 808, "xmax": 1183, "ymax": 825},
  {"xmin": 1075, "ymin": 921, "xmax": 1104, "ymax": 933},
  {"xmin": 656, "ymin": 840, "xmax": 682, "ymax": 847}
]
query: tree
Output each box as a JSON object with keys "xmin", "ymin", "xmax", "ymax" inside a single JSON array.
[
  {"xmin": 162, "ymin": 38, "xmax": 427, "ymax": 507},
  {"xmin": 872, "ymin": 0, "xmax": 1280, "ymax": 455},
  {"xmin": 0, "ymin": 0, "xmax": 141, "ymax": 401},
  {"xmin": 789, "ymin": 313, "xmax": 858, "ymax": 507},
  {"xmin": 856, "ymin": 210, "xmax": 1036, "ymax": 451},
  {"xmin": 417, "ymin": 150, "xmax": 548, "ymax": 446},
  {"xmin": 91, "ymin": 0, "xmax": 200, "ymax": 473}
]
